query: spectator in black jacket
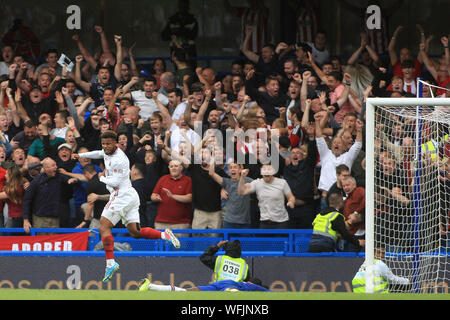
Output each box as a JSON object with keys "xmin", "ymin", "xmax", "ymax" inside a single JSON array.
[
  {"xmin": 131, "ymin": 163, "xmax": 153, "ymax": 228},
  {"xmin": 283, "ymin": 126, "xmax": 318, "ymax": 229},
  {"xmin": 245, "ymin": 69, "xmax": 289, "ymax": 125},
  {"xmin": 22, "ymin": 157, "xmax": 76, "ymax": 233}
]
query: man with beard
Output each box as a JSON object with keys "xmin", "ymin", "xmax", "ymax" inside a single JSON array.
[
  {"xmin": 166, "ymin": 88, "xmax": 183, "ymax": 116},
  {"xmin": 11, "ymin": 121, "xmax": 38, "ymax": 155}
]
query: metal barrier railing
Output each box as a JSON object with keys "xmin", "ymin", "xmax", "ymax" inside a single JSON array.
[{"xmin": 0, "ymin": 228, "xmax": 313, "ymax": 255}]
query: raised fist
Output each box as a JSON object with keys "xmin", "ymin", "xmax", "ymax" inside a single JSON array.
[{"xmin": 94, "ymin": 25, "xmax": 103, "ymax": 34}]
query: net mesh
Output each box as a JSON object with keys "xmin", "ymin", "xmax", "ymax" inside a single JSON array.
[{"xmin": 373, "ymin": 105, "xmax": 449, "ymax": 293}]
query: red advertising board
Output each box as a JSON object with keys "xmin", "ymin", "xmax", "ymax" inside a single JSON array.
[{"xmin": 0, "ymin": 232, "xmax": 89, "ymax": 251}]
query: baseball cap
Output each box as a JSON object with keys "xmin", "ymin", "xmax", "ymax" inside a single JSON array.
[{"xmin": 58, "ymin": 143, "xmax": 72, "ymax": 151}]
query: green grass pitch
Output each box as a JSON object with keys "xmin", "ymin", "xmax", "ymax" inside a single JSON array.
[{"xmin": 0, "ymin": 290, "xmax": 448, "ymax": 300}]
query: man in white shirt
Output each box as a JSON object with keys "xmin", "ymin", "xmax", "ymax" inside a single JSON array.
[
  {"xmin": 72, "ymin": 130, "xmax": 180, "ymax": 283},
  {"xmin": 0, "ymin": 45, "xmax": 14, "ymax": 77},
  {"xmin": 307, "ymin": 30, "xmax": 330, "ymax": 66},
  {"xmin": 152, "ymin": 92, "xmax": 201, "ymax": 153},
  {"xmin": 121, "ymin": 76, "xmax": 169, "ymax": 120},
  {"xmin": 238, "ymin": 165, "xmax": 296, "ymax": 229},
  {"xmin": 315, "ymin": 116, "xmax": 363, "ymax": 209}
]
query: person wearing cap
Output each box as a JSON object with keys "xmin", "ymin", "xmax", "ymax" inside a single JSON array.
[
  {"xmin": 199, "ymin": 240, "xmax": 250, "ymax": 283},
  {"xmin": 238, "ymin": 164, "xmax": 295, "ymax": 229},
  {"xmin": 24, "ymin": 161, "xmax": 42, "ymax": 182}
]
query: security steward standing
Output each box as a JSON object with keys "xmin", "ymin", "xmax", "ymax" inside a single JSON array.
[{"xmin": 308, "ymin": 193, "xmax": 365, "ymax": 253}]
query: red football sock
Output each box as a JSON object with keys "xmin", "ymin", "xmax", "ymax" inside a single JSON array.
[
  {"xmin": 102, "ymin": 235, "xmax": 115, "ymax": 260},
  {"xmin": 139, "ymin": 228, "xmax": 162, "ymax": 239}
]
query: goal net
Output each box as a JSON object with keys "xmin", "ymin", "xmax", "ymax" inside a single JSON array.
[{"xmin": 365, "ymin": 97, "xmax": 450, "ymax": 294}]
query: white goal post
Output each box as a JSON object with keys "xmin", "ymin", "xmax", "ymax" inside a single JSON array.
[{"xmin": 365, "ymin": 97, "xmax": 450, "ymax": 294}]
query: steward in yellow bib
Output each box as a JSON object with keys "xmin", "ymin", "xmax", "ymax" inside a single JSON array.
[
  {"xmin": 352, "ymin": 248, "xmax": 410, "ymax": 293},
  {"xmin": 199, "ymin": 240, "xmax": 250, "ymax": 282},
  {"xmin": 308, "ymin": 193, "xmax": 365, "ymax": 253}
]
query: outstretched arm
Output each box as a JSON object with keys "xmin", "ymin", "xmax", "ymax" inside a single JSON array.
[
  {"xmin": 113, "ymin": 35, "xmax": 123, "ymax": 82},
  {"xmin": 72, "ymin": 34, "xmax": 98, "ymax": 70},
  {"xmin": 347, "ymin": 33, "xmax": 367, "ymax": 66},
  {"xmin": 242, "ymin": 26, "xmax": 259, "ymax": 64},
  {"xmin": 128, "ymin": 43, "xmax": 140, "ymax": 77},
  {"xmin": 237, "ymin": 169, "xmax": 253, "ymax": 196},
  {"xmin": 153, "ymin": 92, "xmax": 173, "ymax": 129},
  {"xmin": 419, "ymin": 43, "xmax": 438, "ymax": 81},
  {"xmin": 208, "ymin": 158, "xmax": 223, "ymax": 185},
  {"xmin": 74, "ymin": 55, "xmax": 92, "ymax": 93},
  {"xmin": 94, "ymin": 25, "xmax": 116, "ymax": 66},
  {"xmin": 388, "ymin": 26, "xmax": 403, "ymax": 66}
]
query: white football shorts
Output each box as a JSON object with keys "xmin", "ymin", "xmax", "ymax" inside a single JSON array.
[{"xmin": 102, "ymin": 187, "xmax": 140, "ymax": 226}]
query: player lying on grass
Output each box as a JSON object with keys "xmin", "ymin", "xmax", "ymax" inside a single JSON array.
[{"xmin": 138, "ymin": 277, "xmax": 272, "ymax": 292}]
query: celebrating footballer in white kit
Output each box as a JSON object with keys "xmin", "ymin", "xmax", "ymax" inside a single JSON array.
[{"xmin": 73, "ymin": 130, "xmax": 180, "ymax": 283}]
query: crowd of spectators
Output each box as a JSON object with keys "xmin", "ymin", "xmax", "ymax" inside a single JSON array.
[{"xmin": 0, "ymin": 4, "xmax": 448, "ymax": 252}]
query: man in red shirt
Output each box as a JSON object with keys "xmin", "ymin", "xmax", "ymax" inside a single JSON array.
[
  {"xmin": 151, "ymin": 159, "xmax": 192, "ymax": 237},
  {"xmin": 388, "ymin": 26, "xmax": 423, "ymax": 79},
  {"xmin": 419, "ymin": 39, "xmax": 450, "ymax": 97},
  {"xmin": 342, "ymin": 176, "xmax": 365, "ymax": 235}
]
